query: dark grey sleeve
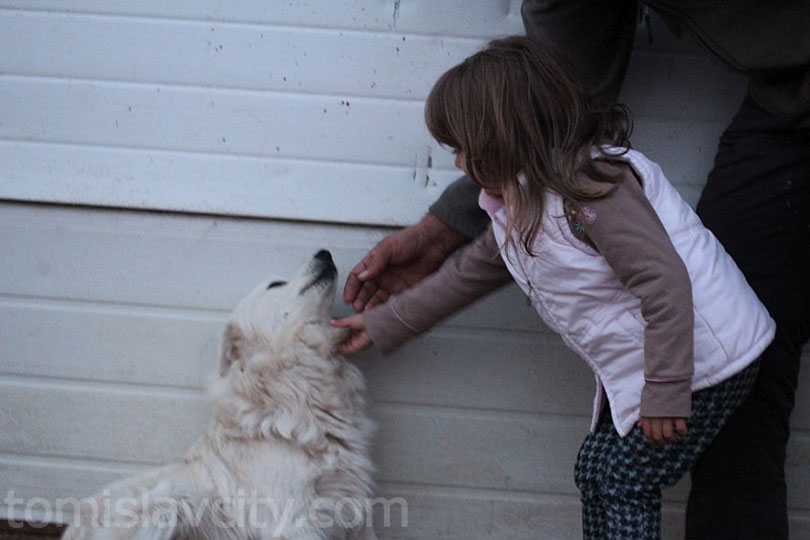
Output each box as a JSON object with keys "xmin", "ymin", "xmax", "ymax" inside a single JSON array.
[
  {"xmin": 428, "ymin": 176, "xmax": 489, "ymax": 240},
  {"xmin": 521, "ymin": 0, "xmax": 637, "ymax": 104}
]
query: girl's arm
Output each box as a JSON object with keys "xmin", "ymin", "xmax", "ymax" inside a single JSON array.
[
  {"xmin": 333, "ymin": 226, "xmax": 512, "ymax": 355},
  {"xmin": 577, "ymin": 162, "xmax": 695, "ymax": 437}
]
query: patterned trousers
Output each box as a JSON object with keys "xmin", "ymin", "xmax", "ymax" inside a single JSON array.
[{"xmin": 574, "ymin": 361, "xmax": 759, "ymax": 539}]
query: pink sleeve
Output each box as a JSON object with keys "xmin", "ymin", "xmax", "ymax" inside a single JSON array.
[
  {"xmin": 364, "ymin": 226, "xmax": 512, "ymax": 354},
  {"xmin": 580, "ymin": 163, "xmax": 695, "ymax": 418}
]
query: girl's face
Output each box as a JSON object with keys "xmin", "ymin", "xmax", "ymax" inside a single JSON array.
[{"xmin": 454, "ymin": 150, "xmax": 502, "ymax": 199}]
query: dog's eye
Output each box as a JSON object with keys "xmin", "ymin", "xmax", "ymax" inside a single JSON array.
[{"xmin": 267, "ymin": 281, "xmax": 287, "ymax": 290}]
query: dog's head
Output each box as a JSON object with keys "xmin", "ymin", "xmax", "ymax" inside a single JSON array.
[
  {"xmin": 211, "ymin": 250, "xmax": 371, "ymax": 453},
  {"xmin": 219, "ymin": 249, "xmax": 339, "ymax": 376}
]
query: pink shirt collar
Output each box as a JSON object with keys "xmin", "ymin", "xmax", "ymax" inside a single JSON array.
[{"xmin": 478, "ymin": 189, "xmax": 505, "ymax": 214}]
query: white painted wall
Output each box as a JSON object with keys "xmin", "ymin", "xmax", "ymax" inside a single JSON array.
[{"xmin": 0, "ymin": 1, "xmax": 808, "ymax": 538}]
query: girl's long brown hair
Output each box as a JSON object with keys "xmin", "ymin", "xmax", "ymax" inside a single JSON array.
[{"xmin": 425, "ymin": 36, "xmax": 632, "ymax": 254}]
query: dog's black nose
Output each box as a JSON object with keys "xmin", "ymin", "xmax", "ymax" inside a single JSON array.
[{"xmin": 314, "ymin": 250, "xmax": 333, "ymax": 263}]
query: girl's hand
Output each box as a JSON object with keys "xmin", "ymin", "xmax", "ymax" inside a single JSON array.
[
  {"xmin": 638, "ymin": 417, "xmax": 688, "ymax": 447},
  {"xmin": 330, "ymin": 314, "xmax": 372, "ymax": 355}
]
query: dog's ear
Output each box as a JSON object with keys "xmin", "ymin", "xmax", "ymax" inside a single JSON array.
[{"xmin": 219, "ymin": 322, "xmax": 245, "ymax": 376}]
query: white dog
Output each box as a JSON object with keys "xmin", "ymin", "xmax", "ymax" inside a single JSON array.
[{"xmin": 63, "ymin": 250, "xmax": 377, "ymax": 540}]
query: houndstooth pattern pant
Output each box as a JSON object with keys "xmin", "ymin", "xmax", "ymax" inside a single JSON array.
[{"xmin": 574, "ymin": 360, "xmax": 759, "ymax": 539}]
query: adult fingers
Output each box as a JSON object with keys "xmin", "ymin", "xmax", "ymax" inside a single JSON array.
[
  {"xmin": 356, "ymin": 239, "xmax": 396, "ymax": 281},
  {"xmin": 375, "ymin": 272, "xmax": 411, "ymax": 297},
  {"xmin": 352, "ymin": 281, "xmax": 379, "ymax": 312},
  {"xmin": 344, "ymin": 258, "xmax": 379, "ymax": 305},
  {"xmin": 343, "ymin": 235, "xmax": 396, "ymax": 303},
  {"xmin": 366, "ymin": 289, "xmax": 390, "ymax": 310},
  {"xmin": 343, "ymin": 271, "xmax": 363, "ymax": 305}
]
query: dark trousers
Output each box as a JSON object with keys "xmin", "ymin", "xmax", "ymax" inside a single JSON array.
[{"xmin": 689, "ymin": 96, "xmax": 810, "ymax": 539}]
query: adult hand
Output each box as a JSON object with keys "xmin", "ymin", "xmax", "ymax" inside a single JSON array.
[
  {"xmin": 344, "ymin": 214, "xmax": 466, "ymax": 312},
  {"xmin": 638, "ymin": 416, "xmax": 688, "ymax": 447}
]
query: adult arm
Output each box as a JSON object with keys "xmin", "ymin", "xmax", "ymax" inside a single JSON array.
[
  {"xmin": 521, "ymin": 0, "xmax": 637, "ymax": 105},
  {"xmin": 428, "ymin": 176, "xmax": 490, "ymax": 241},
  {"xmin": 343, "ymin": 213, "xmax": 468, "ymax": 311}
]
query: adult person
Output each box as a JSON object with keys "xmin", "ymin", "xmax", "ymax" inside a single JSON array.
[{"xmin": 344, "ymin": 2, "xmax": 809, "ymax": 538}]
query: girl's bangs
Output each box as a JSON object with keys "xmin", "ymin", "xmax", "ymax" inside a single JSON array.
[{"xmin": 425, "ymin": 69, "xmax": 464, "ymax": 150}]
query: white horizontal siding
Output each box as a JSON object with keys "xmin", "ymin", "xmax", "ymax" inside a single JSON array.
[
  {"xmin": 0, "ymin": 10, "xmax": 483, "ymax": 100},
  {"xmin": 4, "ymin": 293, "xmax": 810, "ymax": 430},
  {"xmin": 3, "ymin": 202, "xmax": 810, "ymax": 539},
  {"xmin": 0, "ymin": 10, "xmax": 728, "ymax": 105},
  {"xmin": 0, "ymin": 1, "xmax": 525, "ymax": 39},
  {"xmin": 1, "ymin": 2, "xmax": 803, "ymax": 538},
  {"xmin": 0, "ymin": 6, "xmax": 745, "ymax": 225}
]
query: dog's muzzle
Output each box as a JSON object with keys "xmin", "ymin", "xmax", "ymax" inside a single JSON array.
[{"xmin": 299, "ymin": 250, "xmax": 337, "ymax": 294}]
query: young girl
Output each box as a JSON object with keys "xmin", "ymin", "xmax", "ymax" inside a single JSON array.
[{"xmin": 332, "ymin": 36, "xmax": 775, "ymax": 539}]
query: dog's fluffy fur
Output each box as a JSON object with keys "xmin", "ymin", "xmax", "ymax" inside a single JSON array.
[{"xmin": 62, "ymin": 251, "xmax": 376, "ymax": 539}]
